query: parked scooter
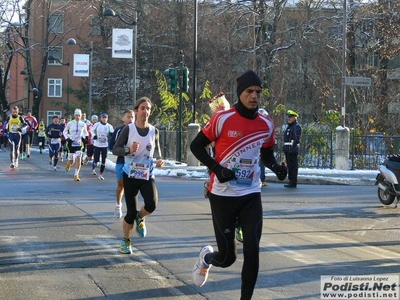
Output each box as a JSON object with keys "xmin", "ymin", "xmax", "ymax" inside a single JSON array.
[{"xmin": 375, "ymin": 155, "xmax": 400, "ymax": 207}]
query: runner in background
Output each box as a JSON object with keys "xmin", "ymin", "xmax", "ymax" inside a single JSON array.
[
  {"xmin": 46, "ymin": 115, "xmax": 64, "ymax": 170},
  {"xmin": 25, "ymin": 109, "xmax": 38, "ymax": 158},
  {"xmin": 205, "ymin": 92, "xmax": 244, "ymax": 243},
  {"xmin": 91, "ymin": 113, "xmax": 114, "ymax": 180},
  {"xmin": 63, "ymin": 109, "xmax": 88, "ymax": 181},
  {"xmin": 59, "ymin": 116, "xmax": 67, "ymax": 162},
  {"xmin": 4, "ymin": 106, "xmax": 27, "ymax": 168},
  {"xmin": 81, "ymin": 112, "xmax": 91, "ymax": 125},
  {"xmin": 84, "ymin": 115, "xmax": 98, "ymax": 165},
  {"xmin": 80, "ymin": 112, "xmax": 91, "ymax": 163},
  {"xmin": 203, "ymin": 92, "xmax": 230, "ymax": 198},
  {"xmin": 258, "ymin": 108, "xmax": 269, "ymax": 187},
  {"xmin": 109, "ymin": 109, "xmax": 134, "ymax": 218},
  {"xmin": 19, "ymin": 112, "xmax": 29, "ymax": 159},
  {"xmin": 37, "ymin": 119, "xmax": 46, "ymax": 154}
]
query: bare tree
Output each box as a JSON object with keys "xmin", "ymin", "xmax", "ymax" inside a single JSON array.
[{"xmin": 0, "ymin": 0, "xmax": 25, "ymax": 116}]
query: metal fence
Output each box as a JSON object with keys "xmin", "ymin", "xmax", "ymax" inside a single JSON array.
[
  {"xmin": 275, "ymin": 133, "xmax": 334, "ymax": 169},
  {"xmin": 276, "ymin": 132, "xmax": 400, "ymax": 170},
  {"xmin": 159, "ymin": 130, "xmax": 400, "ymax": 170},
  {"xmin": 349, "ymin": 133, "xmax": 400, "ymax": 170}
]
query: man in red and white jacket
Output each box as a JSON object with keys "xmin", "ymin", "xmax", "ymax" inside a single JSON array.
[{"xmin": 190, "ymin": 70, "xmax": 287, "ymax": 299}]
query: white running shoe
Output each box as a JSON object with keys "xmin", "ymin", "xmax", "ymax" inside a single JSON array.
[
  {"xmin": 192, "ymin": 245, "xmax": 213, "ymax": 287},
  {"xmin": 10, "ymin": 163, "xmax": 14, "ymax": 169},
  {"xmin": 53, "ymin": 166, "xmax": 57, "ymax": 171},
  {"xmin": 14, "ymin": 160, "xmax": 18, "ymax": 168},
  {"xmin": 91, "ymin": 170, "xmax": 97, "ymax": 175},
  {"xmin": 98, "ymin": 174, "xmax": 104, "ymax": 180},
  {"xmin": 115, "ymin": 205, "xmax": 122, "ymax": 218}
]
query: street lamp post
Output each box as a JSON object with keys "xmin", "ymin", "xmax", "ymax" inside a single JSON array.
[
  {"xmin": 192, "ymin": 0, "xmax": 198, "ymax": 123},
  {"xmin": 66, "ymin": 38, "xmax": 93, "ymax": 116},
  {"xmin": 48, "ymin": 55, "xmax": 70, "ymax": 111},
  {"xmin": 341, "ymin": 0, "xmax": 347, "ymax": 127},
  {"xmin": 20, "ymin": 70, "xmax": 30, "ymax": 111},
  {"xmin": 103, "ymin": 8, "xmax": 138, "ymax": 105}
]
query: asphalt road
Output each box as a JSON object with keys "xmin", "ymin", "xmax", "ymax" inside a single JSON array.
[{"xmin": 0, "ymin": 149, "xmax": 399, "ymax": 300}]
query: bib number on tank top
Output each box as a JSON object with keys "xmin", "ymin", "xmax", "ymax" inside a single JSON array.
[{"xmin": 128, "ymin": 160, "xmax": 150, "ymax": 180}]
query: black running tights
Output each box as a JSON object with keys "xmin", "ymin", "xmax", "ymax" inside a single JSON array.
[{"xmin": 205, "ymin": 192, "xmax": 263, "ymax": 300}]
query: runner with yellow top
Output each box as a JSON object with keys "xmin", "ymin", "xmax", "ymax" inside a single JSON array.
[
  {"xmin": 4, "ymin": 106, "xmax": 28, "ymax": 168},
  {"xmin": 37, "ymin": 119, "xmax": 47, "ymax": 154}
]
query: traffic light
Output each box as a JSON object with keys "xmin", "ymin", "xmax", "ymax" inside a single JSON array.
[
  {"xmin": 163, "ymin": 68, "xmax": 178, "ymax": 94},
  {"xmin": 182, "ymin": 67, "xmax": 189, "ymax": 92}
]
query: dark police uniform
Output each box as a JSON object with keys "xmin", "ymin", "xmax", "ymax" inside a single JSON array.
[{"xmin": 283, "ymin": 110, "xmax": 302, "ymax": 187}]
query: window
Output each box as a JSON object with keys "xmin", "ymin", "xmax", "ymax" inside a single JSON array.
[
  {"xmin": 49, "ymin": 14, "xmax": 64, "ymax": 34},
  {"xmin": 48, "ymin": 78, "xmax": 62, "ymax": 97},
  {"xmin": 47, "ymin": 111, "xmax": 62, "ymax": 127},
  {"xmin": 48, "ymin": 46, "xmax": 63, "ymax": 65}
]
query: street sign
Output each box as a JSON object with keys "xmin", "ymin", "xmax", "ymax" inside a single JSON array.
[{"xmin": 345, "ymin": 77, "xmax": 371, "ymax": 86}]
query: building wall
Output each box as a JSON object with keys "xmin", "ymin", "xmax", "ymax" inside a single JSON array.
[
  {"xmin": 8, "ymin": 39, "xmax": 26, "ymax": 110},
  {"xmin": 12, "ymin": 0, "xmax": 101, "ymax": 121}
]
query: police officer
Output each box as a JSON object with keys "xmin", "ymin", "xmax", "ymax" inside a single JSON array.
[{"xmin": 283, "ymin": 109, "xmax": 302, "ymax": 188}]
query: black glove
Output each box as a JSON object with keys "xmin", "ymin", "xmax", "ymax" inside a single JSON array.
[
  {"xmin": 93, "ymin": 135, "xmax": 97, "ymax": 140},
  {"xmin": 82, "ymin": 137, "xmax": 88, "ymax": 144},
  {"xmin": 272, "ymin": 163, "xmax": 287, "ymax": 181},
  {"xmin": 17, "ymin": 128, "xmax": 22, "ymax": 132},
  {"xmin": 66, "ymin": 138, "xmax": 72, "ymax": 144},
  {"xmin": 212, "ymin": 164, "xmax": 237, "ymax": 183}
]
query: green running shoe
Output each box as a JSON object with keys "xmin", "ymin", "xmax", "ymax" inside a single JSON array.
[
  {"xmin": 120, "ymin": 239, "xmax": 132, "ymax": 254},
  {"xmin": 236, "ymin": 225, "xmax": 243, "ymax": 243}
]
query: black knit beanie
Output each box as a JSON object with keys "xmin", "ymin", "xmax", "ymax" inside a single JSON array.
[{"xmin": 236, "ymin": 70, "xmax": 262, "ymax": 98}]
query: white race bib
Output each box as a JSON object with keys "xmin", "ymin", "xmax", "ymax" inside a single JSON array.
[
  {"xmin": 72, "ymin": 138, "xmax": 81, "ymax": 147},
  {"xmin": 128, "ymin": 161, "xmax": 150, "ymax": 180},
  {"xmin": 11, "ymin": 125, "xmax": 19, "ymax": 133},
  {"xmin": 227, "ymin": 158, "xmax": 256, "ymax": 187},
  {"xmin": 98, "ymin": 134, "xmax": 107, "ymax": 143}
]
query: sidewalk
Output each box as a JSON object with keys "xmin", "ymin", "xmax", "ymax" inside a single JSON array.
[
  {"xmin": 105, "ymin": 153, "xmax": 378, "ymax": 186},
  {"xmin": 20, "ymin": 148, "xmax": 378, "ymax": 186}
]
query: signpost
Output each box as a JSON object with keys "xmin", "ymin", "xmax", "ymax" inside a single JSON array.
[{"xmin": 345, "ymin": 77, "xmax": 371, "ymax": 87}]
